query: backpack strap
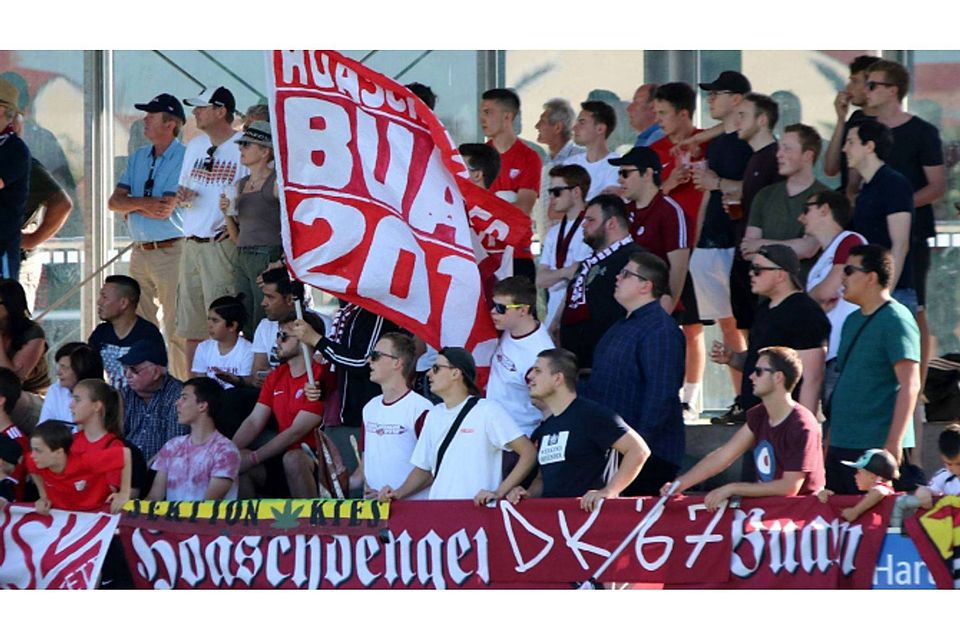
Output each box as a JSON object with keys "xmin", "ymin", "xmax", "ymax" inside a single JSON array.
[{"xmin": 435, "ymin": 396, "xmax": 480, "ymax": 477}]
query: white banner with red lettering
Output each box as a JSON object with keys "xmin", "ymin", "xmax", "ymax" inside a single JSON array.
[
  {"xmin": 266, "ymin": 50, "xmax": 531, "ymax": 356},
  {"xmin": 0, "ymin": 506, "xmax": 119, "ymax": 589}
]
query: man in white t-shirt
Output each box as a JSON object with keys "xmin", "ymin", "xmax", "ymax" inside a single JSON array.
[
  {"xmin": 487, "ymin": 276, "xmax": 554, "ymax": 437},
  {"xmin": 176, "ymin": 86, "xmax": 248, "ymax": 370},
  {"xmin": 536, "ymin": 164, "xmax": 594, "ymax": 332},
  {"xmin": 566, "ymin": 100, "xmax": 620, "ymax": 200},
  {"xmin": 357, "ymin": 332, "xmax": 433, "ymax": 498},
  {"xmin": 147, "ymin": 377, "xmax": 240, "ymax": 501},
  {"xmin": 378, "ymin": 347, "xmax": 536, "ymax": 503}
]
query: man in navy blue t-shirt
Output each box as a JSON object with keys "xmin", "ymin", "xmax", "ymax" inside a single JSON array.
[{"xmin": 506, "ymin": 348, "xmax": 649, "ymax": 512}]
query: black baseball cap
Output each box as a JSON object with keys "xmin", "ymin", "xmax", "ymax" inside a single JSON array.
[
  {"xmin": 699, "ymin": 71, "xmax": 752, "ymax": 95},
  {"xmin": 119, "ymin": 340, "xmax": 168, "ymax": 368},
  {"xmin": 756, "ymin": 244, "xmax": 803, "ymax": 290},
  {"xmin": 183, "ymin": 86, "xmax": 237, "ymax": 114},
  {"xmin": 134, "ymin": 93, "xmax": 186, "ymax": 122},
  {"xmin": 608, "ymin": 146, "xmax": 663, "ymax": 177},
  {"xmin": 438, "ymin": 347, "xmax": 482, "ymax": 396},
  {"xmin": 841, "ymin": 449, "xmax": 899, "ymax": 481}
]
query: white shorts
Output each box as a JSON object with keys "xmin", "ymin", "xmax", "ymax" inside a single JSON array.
[{"xmin": 689, "ymin": 247, "xmax": 734, "ymax": 321}]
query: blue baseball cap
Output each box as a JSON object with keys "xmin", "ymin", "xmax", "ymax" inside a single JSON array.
[{"xmin": 119, "ymin": 340, "xmax": 168, "ymax": 368}]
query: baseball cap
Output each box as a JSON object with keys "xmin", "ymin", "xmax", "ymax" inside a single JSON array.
[
  {"xmin": 438, "ymin": 347, "xmax": 482, "ymax": 396},
  {"xmin": 134, "ymin": 93, "xmax": 186, "ymax": 122},
  {"xmin": 0, "ymin": 436, "xmax": 22, "ymax": 467},
  {"xmin": 236, "ymin": 120, "xmax": 272, "ymax": 148},
  {"xmin": 699, "ymin": 71, "xmax": 752, "ymax": 95},
  {"xmin": 0, "ymin": 78, "xmax": 20, "ymax": 112},
  {"xmin": 841, "ymin": 448, "xmax": 899, "ymax": 481},
  {"xmin": 183, "ymin": 86, "xmax": 236, "ymax": 114},
  {"xmin": 119, "ymin": 340, "xmax": 168, "ymax": 368},
  {"xmin": 756, "ymin": 244, "xmax": 803, "ymax": 290},
  {"xmin": 608, "ymin": 146, "xmax": 663, "ymax": 177}
]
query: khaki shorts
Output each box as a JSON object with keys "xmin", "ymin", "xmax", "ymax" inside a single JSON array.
[
  {"xmin": 176, "ymin": 236, "xmax": 238, "ymax": 340},
  {"xmin": 689, "ymin": 247, "xmax": 734, "ymax": 321}
]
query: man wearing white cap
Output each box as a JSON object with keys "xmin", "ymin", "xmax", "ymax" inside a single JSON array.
[
  {"xmin": 176, "ymin": 87, "xmax": 248, "ymax": 368},
  {"xmin": 0, "ymin": 78, "xmax": 31, "ymax": 279}
]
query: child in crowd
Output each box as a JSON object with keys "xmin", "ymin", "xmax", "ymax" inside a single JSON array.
[
  {"xmin": 818, "ymin": 448, "xmax": 899, "ymax": 522},
  {"xmin": 0, "ymin": 435, "xmax": 22, "ymax": 505},
  {"xmin": 70, "ymin": 378, "xmax": 148, "ymax": 498},
  {"xmin": 0, "ymin": 367, "xmax": 29, "ymax": 501},
  {"xmin": 27, "ymin": 419, "xmax": 131, "ymax": 515},
  {"xmin": 915, "ymin": 424, "xmax": 960, "ymax": 508},
  {"xmin": 191, "ymin": 294, "xmax": 254, "ymax": 389}
]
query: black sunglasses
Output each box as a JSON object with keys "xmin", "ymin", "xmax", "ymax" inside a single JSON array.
[
  {"xmin": 843, "ymin": 264, "xmax": 871, "ymax": 276},
  {"xmin": 752, "ymin": 366, "xmax": 778, "ymax": 376},
  {"xmin": 430, "ymin": 363, "xmax": 456, "ymax": 374},
  {"xmin": 203, "ymin": 145, "xmax": 218, "ymax": 172},
  {"xmin": 547, "ymin": 186, "xmax": 574, "ymax": 197},
  {"xmin": 369, "ymin": 350, "xmax": 400, "ymax": 362},
  {"xmin": 617, "ymin": 168, "xmax": 640, "ymax": 179},
  {"xmin": 866, "ymin": 80, "xmax": 896, "ymax": 91}
]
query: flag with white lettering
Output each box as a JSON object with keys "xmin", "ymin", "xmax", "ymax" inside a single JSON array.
[
  {"xmin": 266, "ymin": 50, "xmax": 530, "ymax": 358},
  {"xmin": 0, "ymin": 506, "xmax": 119, "ymax": 589}
]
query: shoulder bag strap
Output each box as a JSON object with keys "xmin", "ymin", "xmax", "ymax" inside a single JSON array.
[{"xmin": 435, "ymin": 396, "xmax": 480, "ymax": 476}]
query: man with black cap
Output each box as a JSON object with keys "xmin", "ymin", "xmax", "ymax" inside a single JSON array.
[
  {"xmin": 378, "ymin": 347, "xmax": 536, "ymax": 503},
  {"xmin": 610, "ymin": 146, "xmax": 689, "ymax": 314},
  {"xmin": 108, "ymin": 93, "xmax": 188, "ymax": 380},
  {"xmin": 710, "ymin": 244, "xmax": 829, "ymax": 419},
  {"xmin": 0, "ymin": 78, "xmax": 31, "ymax": 279},
  {"xmin": 120, "ymin": 340, "xmax": 187, "ymax": 462},
  {"xmin": 689, "ymin": 71, "xmax": 754, "ymax": 421},
  {"xmin": 176, "ymin": 86, "xmax": 248, "ymax": 370}
]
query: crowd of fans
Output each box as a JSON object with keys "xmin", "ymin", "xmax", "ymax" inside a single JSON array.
[{"xmin": 1, "ymin": 58, "xmax": 959, "ymax": 576}]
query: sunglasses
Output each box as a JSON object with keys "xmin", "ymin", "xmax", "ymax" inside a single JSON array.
[
  {"xmin": 547, "ymin": 186, "xmax": 574, "ymax": 197},
  {"xmin": 752, "ymin": 366, "xmax": 778, "ymax": 376},
  {"xmin": 617, "ymin": 168, "xmax": 640, "ymax": 179},
  {"xmin": 369, "ymin": 350, "xmax": 400, "ymax": 362},
  {"xmin": 278, "ymin": 332, "xmax": 295, "ymax": 342},
  {"xmin": 202, "ymin": 145, "xmax": 218, "ymax": 172},
  {"xmin": 430, "ymin": 363, "xmax": 456, "ymax": 374},
  {"xmin": 842, "ymin": 264, "xmax": 870, "ymax": 276},
  {"xmin": 866, "ymin": 80, "xmax": 896, "ymax": 91},
  {"xmin": 492, "ymin": 302, "xmax": 528, "ymax": 314},
  {"xmin": 749, "ymin": 265, "xmax": 784, "ymax": 276}
]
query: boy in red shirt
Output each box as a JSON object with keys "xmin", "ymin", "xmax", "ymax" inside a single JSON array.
[{"xmin": 26, "ymin": 419, "xmax": 131, "ymax": 514}]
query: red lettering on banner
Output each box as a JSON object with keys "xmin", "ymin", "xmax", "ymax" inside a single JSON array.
[{"xmin": 389, "ymin": 249, "xmax": 416, "ymax": 300}]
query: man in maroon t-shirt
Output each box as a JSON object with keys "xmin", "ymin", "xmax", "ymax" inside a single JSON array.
[
  {"xmin": 663, "ymin": 346, "xmax": 825, "ymax": 508},
  {"xmin": 609, "ymin": 146, "xmax": 689, "ymax": 314}
]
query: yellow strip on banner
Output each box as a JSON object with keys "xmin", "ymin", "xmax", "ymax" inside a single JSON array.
[
  {"xmin": 120, "ymin": 498, "xmax": 389, "ymax": 523},
  {"xmin": 919, "ymin": 496, "xmax": 960, "ymax": 560}
]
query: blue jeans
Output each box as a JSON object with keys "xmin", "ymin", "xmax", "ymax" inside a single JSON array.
[{"xmin": 892, "ymin": 287, "xmax": 918, "ymax": 315}]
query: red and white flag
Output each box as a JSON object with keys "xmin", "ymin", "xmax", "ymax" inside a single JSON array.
[
  {"xmin": 0, "ymin": 506, "xmax": 119, "ymax": 589},
  {"xmin": 266, "ymin": 50, "xmax": 531, "ymax": 358}
]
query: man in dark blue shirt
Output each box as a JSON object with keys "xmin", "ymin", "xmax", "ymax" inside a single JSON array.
[
  {"xmin": 583, "ymin": 251, "xmax": 685, "ymax": 496},
  {"xmin": 0, "ymin": 79, "xmax": 31, "ymax": 279}
]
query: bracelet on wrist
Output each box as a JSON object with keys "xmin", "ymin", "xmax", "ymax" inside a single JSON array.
[{"xmin": 250, "ymin": 450, "xmax": 259, "ymax": 465}]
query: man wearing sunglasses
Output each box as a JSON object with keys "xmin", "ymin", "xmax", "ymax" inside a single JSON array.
[
  {"xmin": 233, "ymin": 312, "xmax": 332, "ymax": 499},
  {"xmin": 711, "ymin": 244, "xmax": 828, "ymax": 422},
  {"xmin": 609, "ymin": 146, "xmax": 689, "ymax": 315},
  {"xmin": 356, "ymin": 332, "xmax": 433, "ymax": 500},
  {"xmin": 108, "ymin": 94, "xmax": 188, "ymax": 380},
  {"xmin": 176, "ymin": 86, "xmax": 248, "ymax": 371},
  {"xmin": 662, "ymin": 346, "xmax": 825, "ymax": 509},
  {"xmin": 487, "ymin": 276, "xmax": 554, "ymax": 439},
  {"xmin": 583, "ymin": 251, "xmax": 684, "ymax": 496},
  {"xmin": 827, "ymin": 245, "xmax": 920, "ymax": 494},
  {"xmin": 379, "ymin": 347, "xmax": 536, "ymax": 504},
  {"xmin": 536, "ymin": 164, "xmax": 592, "ymax": 332}
]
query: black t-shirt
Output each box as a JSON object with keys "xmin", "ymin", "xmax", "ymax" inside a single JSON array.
[
  {"xmin": 698, "ymin": 132, "xmax": 753, "ymax": 249},
  {"xmin": 0, "ymin": 130, "xmax": 31, "ymax": 248},
  {"xmin": 739, "ymin": 141, "xmax": 783, "ymax": 249},
  {"xmin": 740, "ymin": 292, "xmax": 830, "ymax": 409},
  {"xmin": 531, "ymin": 397, "xmax": 628, "ymax": 498},
  {"xmin": 887, "ymin": 116, "xmax": 943, "ymax": 242},
  {"xmin": 852, "ymin": 164, "xmax": 915, "ymax": 290},
  {"xmin": 559, "ymin": 241, "xmax": 640, "ymax": 369},
  {"xmin": 88, "ymin": 316, "xmax": 166, "ymax": 389},
  {"xmin": 24, "ymin": 158, "xmax": 62, "ymax": 227}
]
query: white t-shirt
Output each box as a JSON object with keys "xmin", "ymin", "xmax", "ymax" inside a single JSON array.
[
  {"xmin": 928, "ymin": 468, "xmax": 960, "ymax": 496},
  {"xmin": 191, "ymin": 337, "xmax": 255, "ymax": 389},
  {"xmin": 486, "ymin": 324, "xmax": 554, "ymax": 437},
  {"xmin": 362, "ymin": 390, "xmax": 434, "ymax": 498},
  {"xmin": 252, "ymin": 318, "xmax": 280, "ymax": 367},
  {"xmin": 806, "ymin": 230, "xmax": 866, "ymax": 360},
  {"xmin": 178, "ymin": 132, "xmax": 249, "ymax": 238},
  {"xmin": 538, "ymin": 216, "xmax": 593, "ymax": 328},
  {"xmin": 38, "ymin": 381, "xmax": 72, "ymax": 423},
  {"xmin": 411, "ymin": 397, "xmax": 523, "ymax": 500},
  {"xmin": 566, "ymin": 151, "xmax": 620, "ymax": 200}
]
